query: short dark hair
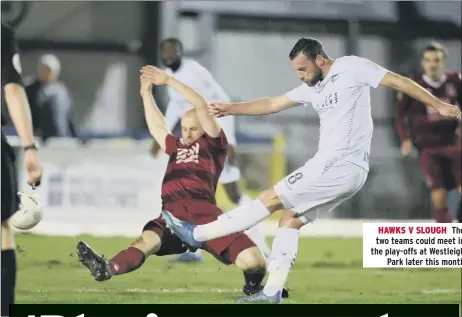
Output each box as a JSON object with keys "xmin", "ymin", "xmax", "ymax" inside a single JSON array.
[
  {"xmin": 161, "ymin": 38, "xmax": 183, "ymax": 51},
  {"xmin": 289, "ymin": 37, "xmax": 328, "ymax": 61},
  {"xmin": 422, "ymin": 41, "xmax": 447, "ymax": 58}
]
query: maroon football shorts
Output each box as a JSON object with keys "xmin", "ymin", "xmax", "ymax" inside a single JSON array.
[
  {"xmin": 142, "ymin": 199, "xmax": 256, "ymax": 264},
  {"xmin": 419, "ymin": 144, "xmax": 461, "ymax": 190}
]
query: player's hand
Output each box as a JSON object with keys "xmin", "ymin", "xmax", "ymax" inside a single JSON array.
[
  {"xmin": 208, "ymin": 102, "xmax": 232, "ymax": 118},
  {"xmin": 400, "ymin": 139, "xmax": 413, "ymax": 157},
  {"xmin": 140, "ymin": 75, "xmax": 153, "ymax": 95},
  {"xmin": 140, "ymin": 65, "xmax": 170, "ymax": 86},
  {"xmin": 24, "ymin": 150, "xmax": 43, "ymax": 187},
  {"xmin": 437, "ymin": 103, "xmax": 461, "ymax": 120}
]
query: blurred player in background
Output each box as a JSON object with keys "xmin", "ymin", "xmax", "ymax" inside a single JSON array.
[
  {"xmin": 151, "ymin": 38, "xmax": 270, "ymax": 263},
  {"xmin": 1, "ymin": 23, "xmax": 43, "ymax": 316},
  {"xmin": 25, "ymin": 54, "xmax": 78, "ymax": 143},
  {"xmin": 395, "ymin": 42, "xmax": 461, "ymax": 223},
  {"xmin": 77, "ymin": 66, "xmax": 288, "ymax": 298},
  {"xmin": 164, "ymin": 37, "xmax": 461, "ymax": 303}
]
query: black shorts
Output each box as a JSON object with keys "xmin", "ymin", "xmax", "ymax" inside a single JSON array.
[{"xmin": 1, "ymin": 139, "xmax": 18, "ymax": 223}]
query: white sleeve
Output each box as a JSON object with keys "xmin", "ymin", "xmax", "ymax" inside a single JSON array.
[
  {"xmin": 352, "ymin": 56, "xmax": 389, "ymax": 88},
  {"xmin": 193, "ymin": 61, "xmax": 231, "ymax": 102},
  {"xmin": 164, "ymin": 101, "xmax": 182, "ymax": 132},
  {"xmin": 217, "ymin": 115, "xmax": 236, "ymax": 145},
  {"xmin": 286, "ymin": 84, "xmax": 310, "ymax": 105}
]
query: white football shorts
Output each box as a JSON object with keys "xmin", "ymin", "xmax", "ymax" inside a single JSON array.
[{"xmin": 274, "ymin": 159, "xmax": 368, "ymax": 224}]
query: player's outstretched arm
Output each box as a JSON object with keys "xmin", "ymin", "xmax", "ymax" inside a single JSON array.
[
  {"xmin": 165, "ymin": 75, "xmax": 222, "ymax": 138},
  {"xmin": 380, "ymin": 72, "xmax": 461, "ymax": 119},
  {"xmin": 141, "ymin": 65, "xmax": 221, "ymax": 138},
  {"xmin": 139, "ymin": 75, "xmax": 169, "ymax": 150},
  {"xmin": 209, "ymin": 95, "xmax": 295, "ymax": 117},
  {"xmin": 4, "ymin": 83, "xmax": 35, "ymax": 147}
]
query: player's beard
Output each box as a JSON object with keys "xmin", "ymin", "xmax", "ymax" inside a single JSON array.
[
  {"xmin": 163, "ymin": 59, "xmax": 181, "ymax": 72},
  {"xmin": 305, "ymin": 67, "xmax": 323, "ymax": 87}
]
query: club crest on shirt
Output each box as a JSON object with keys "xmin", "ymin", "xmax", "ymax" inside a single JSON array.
[
  {"xmin": 314, "ymin": 92, "xmax": 339, "ymax": 113},
  {"xmin": 176, "ymin": 143, "xmax": 200, "ymax": 164}
]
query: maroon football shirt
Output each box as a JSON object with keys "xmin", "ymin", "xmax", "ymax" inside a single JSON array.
[
  {"xmin": 161, "ymin": 130, "xmax": 228, "ymax": 205},
  {"xmin": 395, "ymin": 71, "xmax": 461, "ymax": 150}
]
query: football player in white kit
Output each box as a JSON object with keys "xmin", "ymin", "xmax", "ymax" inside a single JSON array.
[
  {"xmin": 151, "ymin": 38, "xmax": 271, "ymax": 263},
  {"xmin": 163, "ymin": 37, "xmax": 461, "ymax": 302}
]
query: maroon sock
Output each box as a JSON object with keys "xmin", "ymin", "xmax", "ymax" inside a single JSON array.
[
  {"xmin": 110, "ymin": 247, "xmax": 146, "ymax": 275},
  {"xmin": 434, "ymin": 207, "xmax": 452, "ymax": 223}
]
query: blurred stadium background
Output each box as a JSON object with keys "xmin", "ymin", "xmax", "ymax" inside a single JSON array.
[{"xmin": 2, "ymin": 1, "xmax": 461, "ymax": 305}]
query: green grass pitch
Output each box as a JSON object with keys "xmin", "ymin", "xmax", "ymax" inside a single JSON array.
[{"xmin": 14, "ymin": 233, "xmax": 461, "ymax": 304}]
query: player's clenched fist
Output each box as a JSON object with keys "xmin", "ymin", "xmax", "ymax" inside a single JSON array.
[
  {"xmin": 208, "ymin": 102, "xmax": 232, "ymax": 117},
  {"xmin": 140, "ymin": 65, "xmax": 170, "ymax": 86},
  {"xmin": 437, "ymin": 103, "xmax": 461, "ymax": 120}
]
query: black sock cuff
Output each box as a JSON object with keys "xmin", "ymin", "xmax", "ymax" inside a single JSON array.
[
  {"xmin": 1, "ymin": 249, "xmax": 16, "ymax": 262},
  {"xmin": 244, "ymin": 267, "xmax": 266, "ymax": 286}
]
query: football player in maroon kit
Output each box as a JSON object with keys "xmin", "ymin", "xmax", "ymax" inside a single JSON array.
[
  {"xmin": 77, "ymin": 66, "xmax": 289, "ymax": 298},
  {"xmin": 395, "ymin": 42, "xmax": 461, "ymax": 223}
]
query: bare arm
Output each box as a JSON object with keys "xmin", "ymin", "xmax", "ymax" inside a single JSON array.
[
  {"xmin": 394, "ymin": 91, "xmax": 411, "ymax": 143},
  {"xmin": 166, "ymin": 76, "xmax": 221, "ymax": 138},
  {"xmin": 4, "ymin": 83, "xmax": 35, "ymax": 146},
  {"xmin": 214, "ymin": 94, "xmax": 296, "ymax": 117},
  {"xmin": 381, "ymin": 72, "xmax": 445, "ymax": 111},
  {"xmin": 140, "ymin": 80, "xmax": 169, "ymax": 150},
  {"xmin": 2, "ymin": 24, "xmax": 42, "ymax": 186}
]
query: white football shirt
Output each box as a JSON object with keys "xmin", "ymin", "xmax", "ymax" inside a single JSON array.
[
  {"xmin": 286, "ymin": 56, "xmax": 388, "ymax": 171},
  {"xmin": 164, "ymin": 58, "xmax": 236, "ymax": 145}
]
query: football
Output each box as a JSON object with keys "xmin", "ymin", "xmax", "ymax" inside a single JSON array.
[{"xmin": 11, "ymin": 191, "xmax": 44, "ymax": 230}]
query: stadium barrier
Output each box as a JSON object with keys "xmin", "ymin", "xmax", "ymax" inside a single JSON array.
[
  {"xmin": 7, "ymin": 135, "xmax": 283, "ymax": 237},
  {"xmin": 7, "ymin": 136, "xmax": 442, "ymax": 238}
]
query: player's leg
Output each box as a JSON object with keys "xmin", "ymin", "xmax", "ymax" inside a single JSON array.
[
  {"xmin": 203, "ymin": 227, "xmax": 287, "ymax": 299},
  {"xmin": 163, "ymin": 184, "xmax": 284, "ymax": 246},
  {"xmin": 258, "ymin": 210, "xmax": 301, "ymax": 301},
  {"xmin": 237, "ymin": 162, "xmax": 368, "ymax": 303},
  {"xmin": 2, "ymin": 220, "xmax": 17, "ymax": 316},
  {"xmin": 419, "ymin": 150, "xmax": 453, "ymax": 223},
  {"xmin": 77, "ymin": 218, "xmax": 187, "ymax": 281},
  {"xmin": 225, "ymin": 236, "xmax": 267, "ymax": 293},
  {"xmin": 220, "ymin": 164, "xmax": 271, "ymax": 259},
  {"xmin": 429, "ymin": 188, "xmax": 451, "ymax": 222},
  {"xmin": 77, "ymin": 229, "xmax": 159, "ymax": 281},
  {"xmin": 1, "ymin": 151, "xmax": 19, "ymax": 317}
]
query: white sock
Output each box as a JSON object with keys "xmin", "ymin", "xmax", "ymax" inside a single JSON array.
[
  {"xmin": 245, "ymin": 224, "xmax": 271, "ymax": 259},
  {"xmin": 193, "ymin": 199, "xmax": 271, "ymax": 242},
  {"xmin": 263, "ymin": 228, "xmax": 299, "ymax": 297}
]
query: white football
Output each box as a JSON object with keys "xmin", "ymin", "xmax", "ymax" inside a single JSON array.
[{"xmin": 11, "ymin": 191, "xmax": 44, "ymax": 230}]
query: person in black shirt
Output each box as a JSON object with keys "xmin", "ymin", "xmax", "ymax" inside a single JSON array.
[{"xmin": 1, "ymin": 23, "xmax": 43, "ymax": 316}]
